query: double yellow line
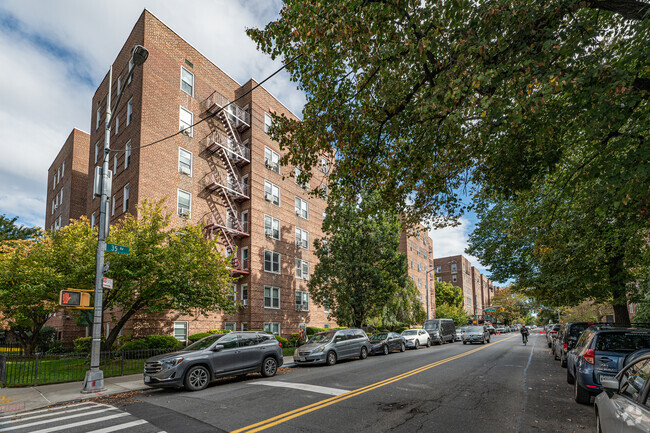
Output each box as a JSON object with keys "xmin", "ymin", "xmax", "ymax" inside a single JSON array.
[{"xmin": 232, "ymin": 334, "xmax": 518, "ymax": 432}]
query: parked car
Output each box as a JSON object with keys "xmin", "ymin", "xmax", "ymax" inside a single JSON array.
[
  {"xmin": 547, "ymin": 324, "xmax": 561, "ymax": 348},
  {"xmin": 369, "ymin": 332, "xmax": 406, "ymax": 355},
  {"xmin": 495, "ymin": 326, "xmax": 506, "ymax": 334},
  {"xmin": 456, "ymin": 326, "xmax": 469, "ymax": 341},
  {"xmin": 423, "ymin": 319, "xmax": 456, "ymax": 344},
  {"xmin": 462, "ymin": 326, "xmax": 491, "ymax": 345},
  {"xmin": 294, "ymin": 329, "xmax": 371, "ymax": 366},
  {"xmin": 143, "ymin": 331, "xmax": 283, "ymax": 391},
  {"xmin": 486, "ymin": 325, "xmax": 496, "ymax": 335},
  {"xmin": 555, "ymin": 322, "xmax": 594, "ymax": 367},
  {"xmin": 594, "ymin": 353, "xmax": 650, "ymax": 432},
  {"xmin": 566, "ymin": 325, "xmax": 650, "ymax": 404},
  {"xmin": 402, "ymin": 328, "xmax": 431, "ymax": 349}
]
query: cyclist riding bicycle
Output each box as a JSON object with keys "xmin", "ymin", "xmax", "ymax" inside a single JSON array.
[{"xmin": 520, "ymin": 325, "xmax": 529, "ymax": 344}]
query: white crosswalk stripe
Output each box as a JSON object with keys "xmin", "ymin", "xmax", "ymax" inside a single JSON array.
[{"xmin": 0, "ymin": 401, "xmax": 164, "ymax": 433}]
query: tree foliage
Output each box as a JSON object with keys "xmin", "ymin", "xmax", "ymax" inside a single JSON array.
[
  {"xmin": 434, "ymin": 280, "xmax": 463, "ymax": 309},
  {"xmin": 0, "ymin": 215, "xmax": 39, "ymax": 241},
  {"xmin": 488, "ymin": 287, "xmax": 532, "ymax": 325},
  {"xmin": 308, "ymin": 193, "xmax": 409, "ymax": 327},
  {"xmin": 435, "ymin": 303, "xmax": 471, "ymax": 327},
  {"xmin": 248, "ymin": 0, "xmax": 649, "ymax": 227},
  {"xmin": 379, "ymin": 279, "xmax": 427, "ymax": 328}
]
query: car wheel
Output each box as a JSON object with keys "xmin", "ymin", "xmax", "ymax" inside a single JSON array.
[
  {"xmin": 400, "ymin": 343, "xmax": 406, "ymax": 352},
  {"xmin": 184, "ymin": 365, "xmax": 210, "ymax": 392},
  {"xmin": 487, "ymin": 338, "xmax": 491, "ymax": 343},
  {"xmin": 567, "ymin": 368, "xmax": 575, "ymax": 384},
  {"xmin": 261, "ymin": 357, "xmax": 278, "ymax": 378},
  {"xmin": 360, "ymin": 346, "xmax": 368, "ymax": 359},
  {"xmin": 548, "ymin": 342, "xmax": 552, "ymax": 348},
  {"xmin": 426, "ymin": 339, "xmax": 431, "ymax": 348},
  {"xmin": 414, "ymin": 340, "xmax": 419, "ymax": 349},
  {"xmin": 326, "ymin": 351, "xmax": 337, "ymax": 366},
  {"xmin": 574, "ymin": 379, "xmax": 591, "ymax": 405},
  {"xmin": 383, "ymin": 344, "xmax": 389, "ymax": 355},
  {"xmin": 463, "ymin": 341, "xmax": 467, "ymax": 345},
  {"xmin": 561, "ymin": 358, "xmax": 567, "ymax": 368},
  {"xmin": 554, "ymin": 350, "xmax": 559, "ymax": 361}
]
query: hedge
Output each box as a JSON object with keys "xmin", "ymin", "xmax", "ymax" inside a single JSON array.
[{"xmin": 118, "ymin": 335, "xmax": 183, "ymax": 352}]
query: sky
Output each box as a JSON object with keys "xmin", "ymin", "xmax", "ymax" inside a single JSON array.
[{"xmin": 0, "ymin": 1, "xmax": 491, "ymax": 278}]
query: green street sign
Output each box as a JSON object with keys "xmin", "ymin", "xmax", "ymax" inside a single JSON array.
[
  {"xmin": 485, "ymin": 308, "xmax": 496, "ymax": 312},
  {"xmin": 106, "ymin": 243, "xmax": 129, "ymax": 255}
]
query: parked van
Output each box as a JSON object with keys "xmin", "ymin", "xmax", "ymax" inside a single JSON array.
[
  {"xmin": 294, "ymin": 329, "xmax": 371, "ymax": 366},
  {"xmin": 423, "ymin": 319, "xmax": 456, "ymax": 344}
]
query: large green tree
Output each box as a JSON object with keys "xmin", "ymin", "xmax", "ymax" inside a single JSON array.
[
  {"xmin": 0, "ymin": 215, "xmax": 39, "ymax": 241},
  {"xmin": 308, "ymin": 193, "xmax": 409, "ymax": 327},
  {"xmin": 248, "ymin": 0, "xmax": 649, "ymax": 226},
  {"xmin": 435, "ymin": 280, "xmax": 463, "ymax": 308},
  {"xmin": 380, "ymin": 279, "xmax": 426, "ymax": 328}
]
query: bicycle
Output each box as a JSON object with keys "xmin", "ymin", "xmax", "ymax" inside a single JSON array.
[{"xmin": 522, "ymin": 334, "xmax": 528, "ymax": 345}]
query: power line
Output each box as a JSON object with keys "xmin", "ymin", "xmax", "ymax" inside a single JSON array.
[{"xmin": 112, "ymin": 53, "xmax": 303, "ymax": 154}]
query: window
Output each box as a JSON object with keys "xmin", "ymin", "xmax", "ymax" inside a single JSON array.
[
  {"xmin": 417, "ymin": 232, "xmax": 421, "ymax": 241},
  {"xmin": 177, "ymin": 189, "xmax": 191, "ymax": 218},
  {"xmin": 296, "ymin": 291, "xmax": 309, "ymax": 311},
  {"xmin": 410, "ymin": 241, "xmax": 413, "ymax": 252},
  {"xmin": 264, "ymin": 113, "xmax": 273, "ymax": 133},
  {"xmin": 264, "ymin": 181, "xmax": 280, "ymax": 206},
  {"xmin": 52, "ymin": 176, "xmax": 55, "ymax": 190},
  {"xmin": 296, "ymin": 259, "xmax": 309, "ymax": 280},
  {"xmin": 264, "ymin": 322, "xmax": 280, "ymax": 335},
  {"xmin": 264, "ymin": 286, "xmax": 280, "ymax": 309},
  {"xmin": 424, "ymin": 250, "xmax": 427, "ymax": 259},
  {"xmin": 127, "ymin": 98, "xmax": 133, "ymax": 125},
  {"xmin": 620, "ymin": 360, "xmax": 650, "ymax": 401},
  {"xmin": 123, "ymin": 184, "xmax": 130, "ymax": 213},
  {"xmin": 241, "ymin": 284, "xmax": 248, "ymax": 305},
  {"xmin": 324, "ymin": 324, "xmax": 330, "ymax": 329},
  {"xmin": 114, "ymin": 115, "xmax": 119, "ymax": 135},
  {"xmin": 451, "ymin": 263, "xmax": 457, "ymax": 272},
  {"xmin": 295, "ymin": 197, "xmax": 308, "ymax": 219},
  {"xmin": 91, "ymin": 212, "xmax": 96, "ymax": 229},
  {"xmin": 111, "ymin": 195, "xmax": 115, "ymax": 216},
  {"xmin": 411, "ymin": 259, "xmax": 414, "ymax": 269},
  {"xmin": 241, "ymin": 248, "xmax": 249, "ymax": 270},
  {"xmin": 230, "ymin": 284, "xmax": 237, "ymax": 303},
  {"xmin": 178, "ymin": 148, "xmax": 192, "ymax": 176},
  {"xmin": 322, "ymin": 184, "xmax": 328, "ymax": 197},
  {"xmin": 417, "ymin": 246, "xmax": 421, "ymax": 257},
  {"xmin": 435, "ymin": 266, "xmax": 441, "ymax": 273},
  {"xmin": 294, "ymin": 167, "xmax": 309, "ymax": 190},
  {"xmin": 61, "ymin": 162, "xmax": 64, "ymax": 178},
  {"xmin": 51, "ymin": 199, "xmax": 54, "ymax": 214},
  {"xmin": 241, "ymin": 323, "xmax": 248, "ymax": 331},
  {"xmin": 116, "ymin": 76, "xmax": 121, "ymax": 95},
  {"xmin": 417, "ymin": 262, "xmax": 421, "ymax": 272},
  {"xmin": 181, "ymin": 67, "xmax": 194, "ymax": 96},
  {"xmin": 127, "ymin": 57, "xmax": 134, "ymax": 84},
  {"xmin": 173, "ymin": 321, "xmax": 188, "ymax": 341},
  {"xmin": 452, "ymin": 275, "xmax": 457, "ymax": 282},
  {"xmin": 224, "ymin": 322, "xmax": 236, "ymax": 332},
  {"xmin": 125, "ymin": 141, "xmax": 131, "ymax": 169},
  {"xmin": 113, "ymin": 154, "xmax": 118, "ymax": 176},
  {"xmin": 264, "ymin": 147, "xmax": 280, "ymax": 173},
  {"xmin": 264, "ymin": 215, "xmax": 280, "ymax": 240},
  {"xmin": 437, "ymin": 277, "xmax": 442, "ymax": 282},
  {"xmin": 418, "ymin": 278, "xmax": 422, "ymax": 288},
  {"xmin": 321, "ymin": 157, "xmax": 328, "ymax": 174},
  {"xmin": 295, "ymin": 227, "xmax": 309, "ymax": 249},
  {"xmin": 264, "ymin": 250, "xmax": 281, "ymax": 274},
  {"xmin": 95, "ymin": 141, "xmax": 100, "ymax": 164},
  {"xmin": 179, "ymin": 106, "xmax": 193, "ymax": 136},
  {"xmin": 96, "ymin": 108, "xmax": 101, "ymax": 130}
]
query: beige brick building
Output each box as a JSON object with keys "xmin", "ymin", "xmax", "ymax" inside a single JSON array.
[
  {"xmin": 400, "ymin": 225, "xmax": 435, "ymax": 319},
  {"xmin": 434, "ymin": 255, "xmax": 496, "ymax": 316}
]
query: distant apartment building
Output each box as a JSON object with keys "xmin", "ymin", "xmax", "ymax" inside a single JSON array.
[
  {"xmin": 434, "ymin": 255, "xmax": 495, "ymax": 316},
  {"xmin": 45, "ymin": 129, "xmax": 90, "ymax": 231},
  {"xmin": 400, "ymin": 225, "xmax": 435, "ymax": 319}
]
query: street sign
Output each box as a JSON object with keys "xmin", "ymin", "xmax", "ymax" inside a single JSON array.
[
  {"xmin": 105, "ymin": 243, "xmax": 129, "ymax": 255},
  {"xmin": 59, "ymin": 290, "xmax": 91, "ymax": 307},
  {"xmin": 485, "ymin": 308, "xmax": 496, "ymax": 312},
  {"xmin": 102, "ymin": 277, "xmax": 113, "ymax": 289}
]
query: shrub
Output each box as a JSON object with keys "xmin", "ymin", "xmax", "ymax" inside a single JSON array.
[
  {"xmin": 36, "ymin": 326, "xmax": 57, "ymax": 352},
  {"xmin": 118, "ymin": 339, "xmax": 150, "ymax": 352},
  {"xmin": 274, "ymin": 335, "xmax": 289, "ymax": 347},
  {"xmin": 306, "ymin": 326, "xmax": 326, "ymax": 335},
  {"xmin": 188, "ymin": 332, "xmax": 211, "ymax": 342},
  {"xmin": 46, "ymin": 340, "xmax": 72, "ymax": 354},
  {"xmin": 73, "ymin": 336, "xmax": 105, "ymax": 353},
  {"xmin": 145, "ymin": 335, "xmax": 183, "ymax": 350},
  {"xmin": 289, "ymin": 333, "xmax": 301, "ymax": 347}
]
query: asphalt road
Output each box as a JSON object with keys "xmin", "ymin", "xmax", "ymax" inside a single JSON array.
[{"xmin": 108, "ymin": 332, "xmax": 596, "ymax": 433}]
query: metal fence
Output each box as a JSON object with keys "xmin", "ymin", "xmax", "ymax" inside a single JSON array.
[
  {"xmin": 0, "ymin": 347, "xmax": 178, "ymax": 387},
  {"xmin": 0, "ymin": 343, "xmax": 24, "ymax": 356}
]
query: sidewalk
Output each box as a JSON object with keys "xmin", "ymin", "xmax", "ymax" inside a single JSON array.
[{"xmin": 0, "ymin": 356, "xmax": 295, "ymax": 416}]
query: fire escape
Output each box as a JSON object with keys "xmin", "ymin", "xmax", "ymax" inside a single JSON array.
[{"xmin": 201, "ymin": 91, "xmax": 251, "ymax": 275}]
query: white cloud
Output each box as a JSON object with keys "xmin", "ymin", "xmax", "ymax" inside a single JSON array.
[
  {"xmin": 0, "ymin": 0, "xmax": 302, "ymax": 228},
  {"xmin": 429, "ymin": 216, "xmax": 490, "ymax": 276}
]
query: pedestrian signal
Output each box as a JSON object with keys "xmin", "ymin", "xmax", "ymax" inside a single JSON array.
[{"xmin": 59, "ymin": 290, "xmax": 91, "ymax": 307}]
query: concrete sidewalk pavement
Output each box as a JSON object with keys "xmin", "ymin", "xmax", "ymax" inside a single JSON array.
[{"xmin": 0, "ymin": 356, "xmax": 295, "ymax": 416}]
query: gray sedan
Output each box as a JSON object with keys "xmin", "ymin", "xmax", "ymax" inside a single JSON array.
[
  {"xmin": 595, "ymin": 353, "xmax": 650, "ymax": 432},
  {"xmin": 462, "ymin": 326, "xmax": 490, "ymax": 345}
]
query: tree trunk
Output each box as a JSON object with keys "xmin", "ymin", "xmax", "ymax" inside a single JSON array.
[
  {"xmin": 609, "ymin": 254, "xmax": 631, "ymax": 326},
  {"xmin": 102, "ymin": 303, "xmax": 141, "ymax": 351}
]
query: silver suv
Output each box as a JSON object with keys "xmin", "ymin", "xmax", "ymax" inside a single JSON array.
[
  {"xmin": 294, "ymin": 329, "xmax": 371, "ymax": 366},
  {"xmin": 143, "ymin": 331, "xmax": 283, "ymax": 391}
]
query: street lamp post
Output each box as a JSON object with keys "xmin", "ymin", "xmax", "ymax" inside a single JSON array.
[{"xmin": 82, "ymin": 45, "xmax": 148, "ymax": 393}]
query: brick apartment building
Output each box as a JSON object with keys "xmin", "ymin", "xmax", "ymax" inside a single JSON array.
[
  {"xmin": 400, "ymin": 225, "xmax": 436, "ymax": 318},
  {"xmin": 434, "ymin": 255, "xmax": 496, "ymax": 316},
  {"xmin": 45, "ymin": 129, "xmax": 90, "ymax": 231}
]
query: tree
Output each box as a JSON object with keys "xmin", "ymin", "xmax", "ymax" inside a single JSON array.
[
  {"xmin": 0, "ymin": 215, "xmax": 39, "ymax": 241},
  {"xmin": 248, "ymin": 0, "xmax": 649, "ymax": 227},
  {"xmin": 559, "ymin": 301, "xmax": 613, "ymax": 323},
  {"xmin": 309, "ymin": 193, "xmax": 409, "ymax": 327},
  {"xmin": 435, "ymin": 280, "xmax": 463, "ymax": 309},
  {"xmin": 488, "ymin": 287, "xmax": 532, "ymax": 325},
  {"xmin": 0, "ymin": 220, "xmax": 95, "ymax": 354},
  {"xmin": 380, "ymin": 279, "xmax": 426, "ymax": 328},
  {"xmin": 435, "ymin": 303, "xmax": 471, "ymax": 327},
  {"xmin": 101, "ymin": 201, "xmax": 237, "ymax": 349}
]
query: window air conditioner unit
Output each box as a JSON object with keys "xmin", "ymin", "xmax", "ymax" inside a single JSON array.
[
  {"xmin": 242, "ymin": 299, "xmax": 247, "ymax": 306},
  {"xmin": 178, "ymin": 208, "xmax": 190, "ymax": 218},
  {"xmin": 295, "ymin": 209, "xmax": 301, "ymax": 216},
  {"xmin": 265, "ymin": 160, "xmax": 271, "ymax": 169},
  {"xmin": 265, "ymin": 192, "xmax": 272, "ymax": 201},
  {"xmin": 296, "ymin": 240, "xmax": 302, "ymax": 247},
  {"xmin": 181, "ymin": 127, "xmax": 192, "ymax": 136},
  {"xmin": 179, "ymin": 166, "xmax": 191, "ymax": 175}
]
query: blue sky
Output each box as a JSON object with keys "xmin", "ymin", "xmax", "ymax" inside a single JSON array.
[{"xmin": 0, "ymin": 1, "xmax": 491, "ymax": 278}]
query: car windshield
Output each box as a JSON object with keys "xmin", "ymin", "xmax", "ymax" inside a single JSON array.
[
  {"xmin": 402, "ymin": 330, "xmax": 418, "ymax": 336},
  {"xmin": 308, "ymin": 332, "xmax": 336, "ymax": 344},
  {"xmin": 595, "ymin": 333, "xmax": 650, "ymax": 353},
  {"xmin": 468, "ymin": 326, "xmax": 483, "ymax": 332},
  {"xmin": 425, "ymin": 324, "xmax": 439, "ymax": 331},
  {"xmin": 369, "ymin": 333, "xmax": 388, "ymax": 342},
  {"xmin": 184, "ymin": 334, "xmax": 225, "ymax": 351}
]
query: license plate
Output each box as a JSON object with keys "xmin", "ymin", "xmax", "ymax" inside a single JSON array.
[
  {"xmin": 599, "ymin": 374, "xmax": 614, "ymax": 383},
  {"xmin": 144, "ymin": 376, "xmax": 150, "ymax": 383},
  {"xmin": 296, "ymin": 357, "xmax": 305, "ymax": 362}
]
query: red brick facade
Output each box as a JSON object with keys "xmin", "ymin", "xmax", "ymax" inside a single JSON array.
[
  {"xmin": 434, "ymin": 255, "xmax": 496, "ymax": 315},
  {"xmin": 400, "ymin": 225, "xmax": 435, "ymax": 319}
]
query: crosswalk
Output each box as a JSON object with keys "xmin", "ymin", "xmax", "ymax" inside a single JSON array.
[{"xmin": 0, "ymin": 402, "xmax": 164, "ymax": 433}]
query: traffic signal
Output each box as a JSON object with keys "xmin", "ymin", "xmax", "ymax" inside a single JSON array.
[
  {"xmin": 59, "ymin": 290, "xmax": 91, "ymax": 307},
  {"xmin": 537, "ymin": 309, "xmax": 541, "ymax": 313}
]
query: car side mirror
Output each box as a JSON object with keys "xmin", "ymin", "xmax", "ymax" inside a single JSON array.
[
  {"xmin": 601, "ymin": 377, "xmax": 619, "ymax": 394},
  {"xmin": 212, "ymin": 344, "xmax": 224, "ymax": 352}
]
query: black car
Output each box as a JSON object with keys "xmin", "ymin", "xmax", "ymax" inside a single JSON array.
[
  {"xmin": 555, "ymin": 322, "xmax": 596, "ymax": 367},
  {"xmin": 368, "ymin": 332, "xmax": 406, "ymax": 355}
]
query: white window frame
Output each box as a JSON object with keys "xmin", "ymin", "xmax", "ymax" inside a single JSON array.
[
  {"xmin": 96, "ymin": 107, "xmax": 101, "ymax": 130},
  {"xmin": 295, "ymin": 227, "xmax": 309, "ymax": 249},
  {"xmin": 178, "ymin": 147, "xmax": 193, "ymax": 176},
  {"xmin": 123, "ymin": 184, "xmax": 130, "ymax": 213},
  {"xmin": 321, "ymin": 157, "xmax": 328, "ymax": 174},
  {"xmin": 177, "ymin": 189, "xmax": 191, "ymax": 218},
  {"xmin": 264, "ymin": 180, "xmax": 280, "ymax": 206},
  {"xmin": 417, "ymin": 262, "xmax": 421, "ymax": 272},
  {"xmin": 264, "ymin": 250, "xmax": 281, "ymax": 274},
  {"xmin": 264, "ymin": 322, "xmax": 280, "ymax": 335},
  {"xmin": 181, "ymin": 66, "xmax": 194, "ymax": 96},
  {"xmin": 113, "ymin": 154, "xmax": 118, "ymax": 176},
  {"xmin": 116, "ymin": 76, "xmax": 121, "ymax": 96},
  {"xmin": 111, "ymin": 195, "xmax": 115, "ymax": 217},
  {"xmin": 452, "ymin": 275, "xmax": 457, "ymax": 282},
  {"xmin": 294, "ymin": 167, "xmax": 309, "ymax": 190},
  {"xmin": 295, "ymin": 197, "xmax": 308, "ymax": 219},
  {"xmin": 179, "ymin": 106, "xmax": 193, "ymax": 137},
  {"xmin": 125, "ymin": 141, "xmax": 131, "ymax": 169},
  {"xmin": 264, "ymin": 215, "xmax": 280, "ymax": 240},
  {"xmin": 451, "ymin": 263, "xmax": 457, "ymax": 272},
  {"xmin": 264, "ymin": 113, "xmax": 273, "ymax": 133},
  {"xmin": 173, "ymin": 321, "xmax": 188, "ymax": 342},
  {"xmin": 437, "ymin": 276, "xmax": 442, "ymax": 282},
  {"xmin": 295, "ymin": 259, "xmax": 309, "ymax": 280},
  {"xmin": 114, "ymin": 114, "xmax": 119, "ymax": 135},
  {"xmin": 127, "ymin": 57, "xmax": 134, "ymax": 84},
  {"xmin": 241, "ymin": 283, "xmax": 248, "ymax": 306},
  {"xmin": 296, "ymin": 291, "xmax": 309, "ymax": 311},
  {"xmin": 435, "ymin": 266, "xmax": 441, "ymax": 273},
  {"xmin": 127, "ymin": 98, "xmax": 133, "ymax": 126},
  {"xmin": 95, "ymin": 141, "xmax": 100, "ymax": 164},
  {"xmin": 61, "ymin": 161, "xmax": 65, "ymax": 178},
  {"xmin": 225, "ymin": 322, "xmax": 236, "ymax": 332},
  {"xmin": 264, "ymin": 286, "xmax": 280, "ymax": 309},
  {"xmin": 91, "ymin": 212, "xmax": 96, "ymax": 229},
  {"xmin": 264, "ymin": 146, "xmax": 280, "ymax": 174}
]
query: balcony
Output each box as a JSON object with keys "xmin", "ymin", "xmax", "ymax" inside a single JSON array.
[
  {"xmin": 231, "ymin": 258, "xmax": 250, "ymax": 275},
  {"xmin": 201, "ymin": 172, "xmax": 249, "ymax": 201},
  {"xmin": 203, "ymin": 91, "xmax": 250, "ymax": 131},
  {"xmin": 203, "ymin": 213, "xmax": 250, "ymax": 238},
  {"xmin": 202, "ymin": 130, "xmax": 250, "ymax": 166}
]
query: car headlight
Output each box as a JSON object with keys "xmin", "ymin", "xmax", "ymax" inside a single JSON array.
[
  {"xmin": 160, "ymin": 357, "xmax": 183, "ymax": 370},
  {"xmin": 312, "ymin": 346, "xmax": 325, "ymax": 353}
]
